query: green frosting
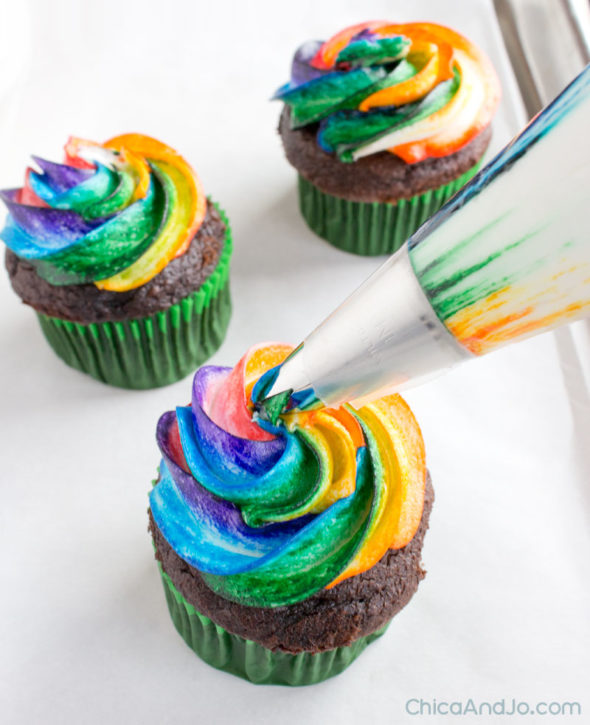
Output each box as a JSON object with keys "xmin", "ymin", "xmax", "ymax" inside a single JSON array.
[
  {"xmin": 318, "ymin": 68, "xmax": 460, "ymax": 161},
  {"xmin": 335, "ymin": 36, "xmax": 411, "ymax": 68}
]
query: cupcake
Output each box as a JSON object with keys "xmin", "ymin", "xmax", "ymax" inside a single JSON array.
[
  {"xmin": 1, "ymin": 134, "xmax": 232, "ymax": 389},
  {"xmin": 149, "ymin": 342, "xmax": 433, "ymax": 686},
  {"xmin": 274, "ymin": 22, "xmax": 501, "ymax": 255}
]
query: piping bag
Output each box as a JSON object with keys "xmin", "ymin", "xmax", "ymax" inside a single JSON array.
[{"xmin": 254, "ymin": 64, "xmax": 590, "ymax": 419}]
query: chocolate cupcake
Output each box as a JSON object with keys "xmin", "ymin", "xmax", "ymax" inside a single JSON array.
[
  {"xmin": 149, "ymin": 343, "xmax": 432, "ymax": 685},
  {"xmin": 274, "ymin": 22, "xmax": 500, "ymax": 255},
  {"xmin": 1, "ymin": 134, "xmax": 232, "ymax": 388}
]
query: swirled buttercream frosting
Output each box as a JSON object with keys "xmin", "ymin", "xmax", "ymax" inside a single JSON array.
[
  {"xmin": 274, "ymin": 21, "xmax": 500, "ymax": 163},
  {"xmin": 149, "ymin": 343, "xmax": 427, "ymax": 608},
  {"xmin": 0, "ymin": 134, "xmax": 206, "ymax": 292}
]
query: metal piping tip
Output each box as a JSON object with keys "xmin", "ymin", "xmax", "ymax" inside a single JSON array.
[
  {"xmin": 252, "ymin": 343, "xmax": 322, "ymax": 422},
  {"xmin": 255, "ymin": 386, "xmax": 322, "ymax": 424},
  {"xmin": 256, "ymin": 389, "xmax": 293, "ymax": 425},
  {"xmin": 261, "ymin": 343, "xmax": 310, "ymax": 398}
]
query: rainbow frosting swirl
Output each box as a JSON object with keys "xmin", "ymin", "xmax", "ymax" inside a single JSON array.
[
  {"xmin": 0, "ymin": 134, "xmax": 206, "ymax": 292},
  {"xmin": 274, "ymin": 21, "xmax": 500, "ymax": 163},
  {"xmin": 150, "ymin": 343, "xmax": 426, "ymax": 608}
]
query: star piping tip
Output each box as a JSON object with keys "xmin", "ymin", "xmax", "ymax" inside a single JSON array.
[{"xmin": 255, "ymin": 389, "xmax": 294, "ymax": 425}]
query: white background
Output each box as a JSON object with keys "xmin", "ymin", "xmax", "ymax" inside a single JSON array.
[{"xmin": 0, "ymin": 1, "xmax": 588, "ymax": 724}]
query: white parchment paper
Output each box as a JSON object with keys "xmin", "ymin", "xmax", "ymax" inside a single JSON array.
[{"xmin": 0, "ymin": 1, "xmax": 588, "ymax": 723}]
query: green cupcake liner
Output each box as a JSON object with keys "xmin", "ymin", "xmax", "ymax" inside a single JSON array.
[
  {"xmin": 159, "ymin": 568, "xmax": 390, "ymax": 687},
  {"xmin": 298, "ymin": 160, "xmax": 482, "ymax": 256},
  {"xmin": 35, "ymin": 206, "xmax": 233, "ymax": 389}
]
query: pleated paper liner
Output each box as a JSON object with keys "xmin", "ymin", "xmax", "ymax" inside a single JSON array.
[
  {"xmin": 160, "ymin": 568, "xmax": 390, "ymax": 687},
  {"xmin": 36, "ymin": 205, "xmax": 233, "ymax": 389},
  {"xmin": 298, "ymin": 161, "xmax": 482, "ymax": 256}
]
